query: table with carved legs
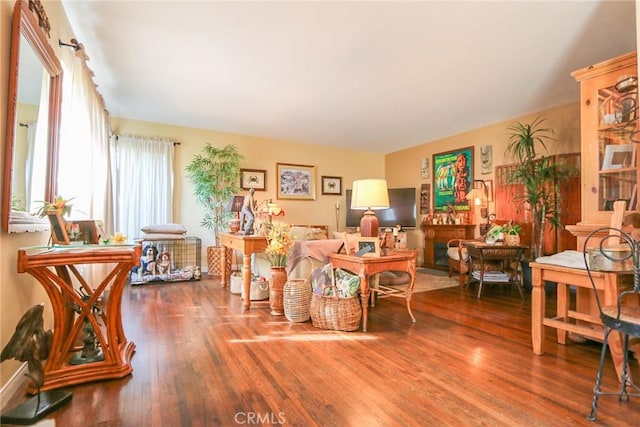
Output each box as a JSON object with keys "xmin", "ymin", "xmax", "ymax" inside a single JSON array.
[
  {"xmin": 328, "ymin": 253, "xmax": 417, "ymax": 332},
  {"xmin": 17, "ymin": 244, "xmax": 140, "ymax": 392}
]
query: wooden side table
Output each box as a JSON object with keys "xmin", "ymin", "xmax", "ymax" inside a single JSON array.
[
  {"xmin": 17, "ymin": 244, "xmax": 141, "ymax": 392},
  {"xmin": 220, "ymin": 233, "xmax": 268, "ymax": 310},
  {"xmin": 328, "ymin": 253, "xmax": 416, "ymax": 331}
]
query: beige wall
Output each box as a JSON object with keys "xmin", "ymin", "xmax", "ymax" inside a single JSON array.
[
  {"xmin": 385, "ymin": 102, "xmax": 582, "ymax": 258},
  {"xmin": 110, "ymin": 117, "xmax": 385, "ymax": 259}
]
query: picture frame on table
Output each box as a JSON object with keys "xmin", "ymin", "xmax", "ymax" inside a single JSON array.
[
  {"xmin": 321, "ymin": 176, "xmax": 342, "ymax": 195},
  {"xmin": 356, "ymin": 237, "xmax": 380, "ymax": 257},
  {"xmin": 601, "ymin": 144, "xmax": 634, "ymax": 170},
  {"xmin": 276, "ymin": 163, "xmax": 316, "ymax": 200},
  {"xmin": 240, "ymin": 168, "xmax": 267, "ymax": 191},
  {"xmin": 47, "ymin": 211, "xmax": 70, "ymax": 245}
]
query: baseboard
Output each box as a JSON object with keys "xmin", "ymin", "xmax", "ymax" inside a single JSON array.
[{"xmin": 0, "ymin": 362, "xmax": 28, "ymax": 410}]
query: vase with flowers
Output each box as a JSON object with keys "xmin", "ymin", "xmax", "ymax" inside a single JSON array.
[{"xmin": 265, "ymin": 221, "xmax": 294, "ymax": 315}]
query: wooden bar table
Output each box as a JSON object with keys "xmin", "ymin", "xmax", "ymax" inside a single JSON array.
[
  {"xmin": 17, "ymin": 243, "xmax": 141, "ymax": 392},
  {"xmin": 220, "ymin": 233, "xmax": 268, "ymax": 310},
  {"xmin": 328, "ymin": 253, "xmax": 417, "ymax": 331}
]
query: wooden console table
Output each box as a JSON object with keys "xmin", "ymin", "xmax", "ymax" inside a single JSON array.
[
  {"xmin": 17, "ymin": 244, "xmax": 141, "ymax": 392},
  {"xmin": 220, "ymin": 233, "xmax": 268, "ymax": 310},
  {"xmin": 422, "ymin": 224, "xmax": 476, "ymax": 270},
  {"xmin": 328, "ymin": 253, "xmax": 416, "ymax": 332},
  {"xmin": 530, "ymin": 261, "xmax": 634, "ymax": 382}
]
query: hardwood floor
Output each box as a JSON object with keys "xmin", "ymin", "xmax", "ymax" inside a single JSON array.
[{"xmin": 3, "ymin": 276, "xmax": 639, "ymax": 426}]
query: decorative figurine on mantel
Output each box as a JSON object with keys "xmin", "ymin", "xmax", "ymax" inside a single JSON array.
[{"xmin": 1, "ymin": 304, "xmax": 72, "ymax": 424}]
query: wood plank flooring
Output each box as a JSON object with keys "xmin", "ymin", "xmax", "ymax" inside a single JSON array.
[{"xmin": 3, "ymin": 276, "xmax": 639, "ymax": 426}]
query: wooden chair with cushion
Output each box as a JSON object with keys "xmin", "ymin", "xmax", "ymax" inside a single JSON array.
[{"xmin": 447, "ymin": 238, "xmax": 471, "ymax": 286}]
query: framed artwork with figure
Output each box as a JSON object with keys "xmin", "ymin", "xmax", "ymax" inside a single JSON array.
[{"xmin": 433, "ymin": 146, "xmax": 474, "ymax": 212}]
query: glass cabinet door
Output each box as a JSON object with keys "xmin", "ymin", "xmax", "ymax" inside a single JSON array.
[{"xmin": 597, "ymin": 74, "xmax": 638, "ymax": 212}]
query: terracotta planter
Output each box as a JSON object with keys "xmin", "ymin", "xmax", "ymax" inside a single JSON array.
[{"xmin": 269, "ymin": 266, "xmax": 287, "ymax": 316}]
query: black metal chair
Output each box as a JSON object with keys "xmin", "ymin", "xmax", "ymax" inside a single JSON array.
[{"xmin": 583, "ymin": 227, "xmax": 640, "ymax": 421}]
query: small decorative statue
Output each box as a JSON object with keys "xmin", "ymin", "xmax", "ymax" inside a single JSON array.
[
  {"xmin": 240, "ymin": 188, "xmax": 256, "ymax": 234},
  {"xmin": 69, "ymin": 288, "xmax": 104, "ymax": 365},
  {"xmin": 1, "ymin": 304, "xmax": 72, "ymax": 423}
]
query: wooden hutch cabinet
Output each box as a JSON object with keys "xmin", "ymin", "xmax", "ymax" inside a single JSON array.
[
  {"xmin": 422, "ymin": 223, "xmax": 475, "ymax": 270},
  {"xmin": 571, "ymin": 52, "xmax": 638, "ymax": 229}
]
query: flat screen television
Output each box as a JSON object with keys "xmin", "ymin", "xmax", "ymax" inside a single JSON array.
[{"xmin": 345, "ymin": 187, "xmax": 417, "ymax": 229}]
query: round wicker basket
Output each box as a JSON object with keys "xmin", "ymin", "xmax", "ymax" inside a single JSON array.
[{"xmin": 283, "ymin": 278, "xmax": 312, "ymax": 322}]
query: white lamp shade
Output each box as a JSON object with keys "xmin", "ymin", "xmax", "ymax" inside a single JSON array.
[{"xmin": 351, "ymin": 179, "xmax": 390, "ymax": 210}]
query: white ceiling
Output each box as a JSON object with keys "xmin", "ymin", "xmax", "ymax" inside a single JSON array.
[{"xmin": 60, "ymin": 1, "xmax": 637, "ymax": 154}]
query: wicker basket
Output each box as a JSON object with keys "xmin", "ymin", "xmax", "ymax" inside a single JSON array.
[
  {"xmin": 283, "ymin": 258, "xmax": 314, "ymax": 322},
  {"xmin": 504, "ymin": 233, "xmax": 521, "ymax": 246},
  {"xmin": 309, "ymin": 263, "xmax": 362, "ymax": 331},
  {"xmin": 310, "ymin": 290, "xmax": 362, "ymax": 331},
  {"xmin": 284, "ymin": 278, "xmax": 312, "ymax": 322}
]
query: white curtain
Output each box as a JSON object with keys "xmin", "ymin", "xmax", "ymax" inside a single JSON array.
[
  {"xmin": 112, "ymin": 135, "xmax": 174, "ymax": 240},
  {"xmin": 58, "ymin": 52, "xmax": 112, "ymax": 230}
]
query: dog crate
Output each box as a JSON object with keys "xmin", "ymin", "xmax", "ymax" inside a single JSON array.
[{"xmin": 130, "ymin": 236, "xmax": 202, "ymax": 285}]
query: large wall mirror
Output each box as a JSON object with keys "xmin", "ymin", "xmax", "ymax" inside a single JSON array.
[{"xmin": 2, "ymin": 0, "xmax": 62, "ymax": 233}]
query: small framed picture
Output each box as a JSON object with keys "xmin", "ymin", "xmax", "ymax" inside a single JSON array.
[
  {"xmin": 47, "ymin": 211, "xmax": 70, "ymax": 245},
  {"xmin": 277, "ymin": 163, "xmax": 316, "ymax": 200},
  {"xmin": 321, "ymin": 176, "xmax": 342, "ymax": 195},
  {"xmin": 602, "ymin": 144, "xmax": 634, "ymax": 170},
  {"xmin": 356, "ymin": 237, "xmax": 380, "ymax": 257},
  {"xmin": 240, "ymin": 169, "xmax": 266, "ymax": 191}
]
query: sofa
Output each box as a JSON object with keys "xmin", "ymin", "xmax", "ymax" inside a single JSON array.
[{"xmin": 252, "ymin": 225, "xmax": 344, "ymax": 281}]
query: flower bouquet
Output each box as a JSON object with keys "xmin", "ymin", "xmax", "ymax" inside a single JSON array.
[{"xmin": 265, "ymin": 221, "xmax": 294, "ymax": 267}]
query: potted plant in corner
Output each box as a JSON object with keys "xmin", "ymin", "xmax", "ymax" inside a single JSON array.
[
  {"xmin": 186, "ymin": 143, "xmax": 243, "ymax": 277},
  {"xmin": 505, "ymin": 116, "xmax": 571, "ymax": 283}
]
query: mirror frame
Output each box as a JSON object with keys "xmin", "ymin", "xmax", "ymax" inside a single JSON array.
[{"xmin": 2, "ymin": 0, "xmax": 62, "ymax": 233}]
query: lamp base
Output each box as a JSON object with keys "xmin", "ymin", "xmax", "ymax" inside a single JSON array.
[{"xmin": 360, "ymin": 211, "xmax": 379, "ymax": 237}]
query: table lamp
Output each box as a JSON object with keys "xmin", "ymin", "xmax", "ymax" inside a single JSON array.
[
  {"xmin": 225, "ymin": 195, "xmax": 245, "ymax": 234},
  {"xmin": 350, "ymin": 179, "xmax": 390, "ymax": 237}
]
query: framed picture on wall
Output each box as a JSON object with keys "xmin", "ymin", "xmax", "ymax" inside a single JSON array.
[
  {"xmin": 240, "ymin": 168, "xmax": 267, "ymax": 191},
  {"xmin": 321, "ymin": 176, "xmax": 342, "ymax": 195},
  {"xmin": 276, "ymin": 163, "xmax": 317, "ymax": 200},
  {"xmin": 433, "ymin": 146, "xmax": 474, "ymax": 212}
]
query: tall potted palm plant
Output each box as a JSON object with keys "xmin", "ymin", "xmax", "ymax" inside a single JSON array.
[
  {"xmin": 186, "ymin": 143, "xmax": 243, "ymax": 275},
  {"xmin": 505, "ymin": 116, "xmax": 571, "ymax": 262}
]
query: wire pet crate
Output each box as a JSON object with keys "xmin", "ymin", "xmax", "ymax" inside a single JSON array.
[{"xmin": 131, "ymin": 237, "xmax": 202, "ymax": 285}]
